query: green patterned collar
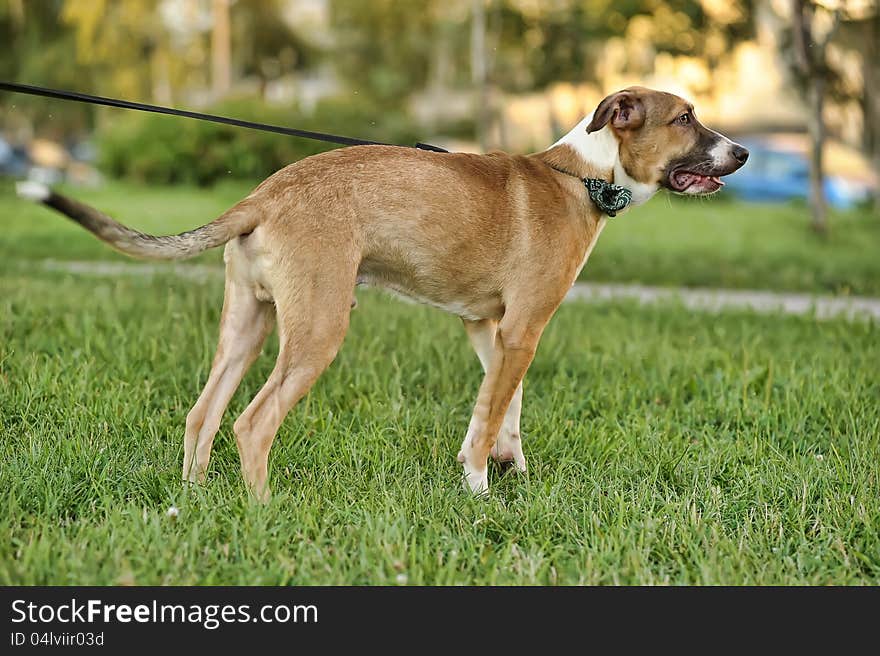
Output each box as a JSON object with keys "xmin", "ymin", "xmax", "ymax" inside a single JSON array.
[
  {"xmin": 582, "ymin": 178, "xmax": 632, "ymax": 217},
  {"xmin": 548, "ymin": 165, "xmax": 632, "ymax": 217}
]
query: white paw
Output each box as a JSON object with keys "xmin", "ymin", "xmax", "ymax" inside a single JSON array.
[
  {"xmin": 183, "ymin": 470, "xmax": 207, "ymax": 485},
  {"xmin": 457, "ymin": 448, "xmax": 489, "ymax": 495},
  {"xmin": 462, "ymin": 461, "xmax": 489, "ymax": 495},
  {"xmin": 490, "ymin": 433, "xmax": 527, "ymax": 472},
  {"xmin": 182, "ymin": 460, "xmax": 207, "ymax": 485}
]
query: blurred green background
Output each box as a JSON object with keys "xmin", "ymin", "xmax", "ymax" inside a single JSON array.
[
  {"xmin": 1, "ymin": 0, "xmax": 878, "ymax": 290},
  {"xmin": 1, "ymin": 1, "xmax": 877, "ymax": 206}
]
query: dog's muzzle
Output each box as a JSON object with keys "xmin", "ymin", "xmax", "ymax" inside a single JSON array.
[{"xmin": 665, "ymin": 142, "xmax": 749, "ymax": 195}]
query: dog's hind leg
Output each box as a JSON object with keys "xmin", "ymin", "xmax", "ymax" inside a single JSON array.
[
  {"xmin": 232, "ymin": 264, "xmax": 357, "ymax": 501},
  {"xmin": 182, "ymin": 257, "xmax": 275, "ymax": 484},
  {"xmin": 462, "ymin": 319, "xmax": 526, "ymax": 472}
]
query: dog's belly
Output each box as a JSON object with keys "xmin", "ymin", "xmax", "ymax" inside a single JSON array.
[{"xmin": 356, "ymin": 264, "xmax": 504, "ymax": 321}]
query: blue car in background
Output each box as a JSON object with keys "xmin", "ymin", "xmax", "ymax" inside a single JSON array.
[
  {"xmin": 723, "ymin": 137, "xmax": 876, "ymax": 209},
  {"xmin": 0, "ymin": 136, "xmax": 30, "ymax": 177}
]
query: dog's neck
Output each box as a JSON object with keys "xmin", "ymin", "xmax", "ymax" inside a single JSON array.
[{"xmin": 536, "ymin": 114, "xmax": 658, "ymax": 208}]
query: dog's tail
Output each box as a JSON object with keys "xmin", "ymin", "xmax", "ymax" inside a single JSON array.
[{"xmin": 16, "ymin": 181, "xmax": 258, "ymax": 260}]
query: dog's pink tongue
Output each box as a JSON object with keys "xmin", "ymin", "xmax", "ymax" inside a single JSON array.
[
  {"xmin": 675, "ymin": 172, "xmax": 697, "ymax": 189},
  {"xmin": 677, "ymin": 172, "xmax": 724, "ymax": 189}
]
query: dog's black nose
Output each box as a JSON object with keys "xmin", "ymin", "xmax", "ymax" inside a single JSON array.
[{"xmin": 732, "ymin": 145, "xmax": 749, "ymax": 164}]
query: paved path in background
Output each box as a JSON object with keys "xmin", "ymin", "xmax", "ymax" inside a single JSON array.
[
  {"xmin": 40, "ymin": 259, "xmax": 220, "ymax": 281},
  {"xmin": 37, "ymin": 259, "xmax": 880, "ymax": 322},
  {"xmin": 564, "ymin": 282, "xmax": 880, "ymax": 321}
]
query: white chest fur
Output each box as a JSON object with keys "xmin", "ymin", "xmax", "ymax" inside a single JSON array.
[{"xmin": 553, "ymin": 114, "xmax": 658, "ymax": 208}]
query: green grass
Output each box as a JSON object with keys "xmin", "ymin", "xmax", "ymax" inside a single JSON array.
[
  {"xmin": 594, "ymin": 195, "xmax": 880, "ymax": 296},
  {"xmin": 0, "ymin": 179, "xmax": 244, "ymax": 267},
  {"xmin": 1, "ymin": 268, "xmax": 878, "ymax": 585},
  {"xmin": 1, "ymin": 176, "xmax": 878, "ymax": 584},
  {"xmin": 0, "ymin": 178, "xmax": 878, "ymax": 294}
]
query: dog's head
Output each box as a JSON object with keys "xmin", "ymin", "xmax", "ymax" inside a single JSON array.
[{"xmin": 585, "ymin": 86, "xmax": 748, "ymax": 196}]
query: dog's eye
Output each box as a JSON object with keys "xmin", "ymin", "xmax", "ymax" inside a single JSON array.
[{"xmin": 677, "ymin": 113, "xmax": 690, "ymax": 126}]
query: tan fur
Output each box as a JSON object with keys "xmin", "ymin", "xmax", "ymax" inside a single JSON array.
[
  {"xmin": 31, "ymin": 87, "xmax": 747, "ymax": 497},
  {"xmin": 595, "ymin": 87, "xmax": 696, "ymax": 186}
]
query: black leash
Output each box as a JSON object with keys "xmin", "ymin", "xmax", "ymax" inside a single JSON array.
[
  {"xmin": 0, "ymin": 81, "xmax": 449, "ymax": 153},
  {"xmin": 1, "ymin": 81, "xmax": 634, "ymax": 216}
]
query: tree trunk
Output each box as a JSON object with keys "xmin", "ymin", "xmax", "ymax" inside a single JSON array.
[
  {"xmin": 864, "ymin": 13, "xmax": 880, "ymax": 210},
  {"xmin": 151, "ymin": 47, "xmax": 173, "ymax": 105},
  {"xmin": 9, "ymin": 0, "xmax": 23, "ymax": 24},
  {"xmin": 792, "ymin": 0, "xmax": 830, "ymax": 235},
  {"xmin": 807, "ymin": 78, "xmax": 828, "ymax": 234},
  {"xmin": 874, "ymin": 151, "xmax": 880, "ymax": 212},
  {"xmin": 426, "ymin": 21, "xmax": 454, "ymax": 134},
  {"xmin": 212, "ymin": 0, "xmax": 232, "ymax": 99},
  {"xmin": 471, "ymin": 0, "xmax": 489, "ymax": 152}
]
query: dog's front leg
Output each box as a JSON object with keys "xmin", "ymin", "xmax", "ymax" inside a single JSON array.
[
  {"xmin": 463, "ymin": 319, "xmax": 526, "ymax": 472},
  {"xmin": 457, "ymin": 315, "xmax": 544, "ymax": 494}
]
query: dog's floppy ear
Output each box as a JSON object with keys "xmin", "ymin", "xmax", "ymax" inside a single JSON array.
[{"xmin": 585, "ymin": 91, "xmax": 645, "ymax": 134}]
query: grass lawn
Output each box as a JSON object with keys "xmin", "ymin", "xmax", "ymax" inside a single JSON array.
[
  {"xmin": 1, "ymin": 267, "xmax": 878, "ymax": 584},
  {"xmin": 1, "ymin": 178, "xmax": 879, "ymax": 295}
]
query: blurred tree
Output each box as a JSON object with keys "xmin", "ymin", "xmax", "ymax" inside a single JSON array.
[
  {"xmin": 327, "ymin": 0, "xmax": 755, "ymax": 148},
  {"xmin": 830, "ymin": 4, "xmax": 879, "ymax": 210},
  {"xmin": 61, "ymin": 0, "xmax": 181, "ymax": 104},
  {"xmin": 329, "ymin": 0, "xmax": 454, "ymax": 105},
  {"xmin": 867, "ymin": 10, "xmax": 880, "ymax": 209},
  {"xmin": 790, "ymin": 0, "xmax": 837, "ymax": 235},
  {"xmin": 472, "ymin": 0, "xmax": 489, "ymax": 150},
  {"xmin": 779, "ymin": 0, "xmax": 879, "ymax": 225},
  {"xmin": 489, "ymin": 0, "xmax": 755, "ymax": 92},
  {"xmin": 848, "ymin": 7, "xmax": 880, "ymax": 209},
  {"xmin": 0, "ymin": 0, "xmax": 95, "ymax": 137},
  {"xmin": 230, "ymin": 0, "xmax": 316, "ymax": 99},
  {"xmin": 212, "ymin": 0, "xmax": 232, "ymax": 98},
  {"xmin": 56, "ymin": 0, "xmax": 253, "ymax": 127}
]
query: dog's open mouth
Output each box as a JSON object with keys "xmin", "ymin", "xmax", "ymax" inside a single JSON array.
[{"xmin": 669, "ymin": 170, "xmax": 725, "ymax": 193}]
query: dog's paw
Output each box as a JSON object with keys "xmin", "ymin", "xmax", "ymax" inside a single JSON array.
[
  {"xmin": 462, "ymin": 464, "xmax": 489, "ymax": 496},
  {"xmin": 490, "ymin": 433, "xmax": 527, "ymax": 473},
  {"xmin": 182, "ymin": 462, "xmax": 208, "ymax": 485},
  {"xmin": 183, "ymin": 471, "xmax": 207, "ymax": 485},
  {"xmin": 457, "ymin": 450, "xmax": 489, "ymax": 496},
  {"xmin": 248, "ymin": 484, "xmax": 272, "ymax": 504}
]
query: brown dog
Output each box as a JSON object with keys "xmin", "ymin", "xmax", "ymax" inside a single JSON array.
[{"xmin": 17, "ymin": 87, "xmax": 748, "ymax": 497}]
